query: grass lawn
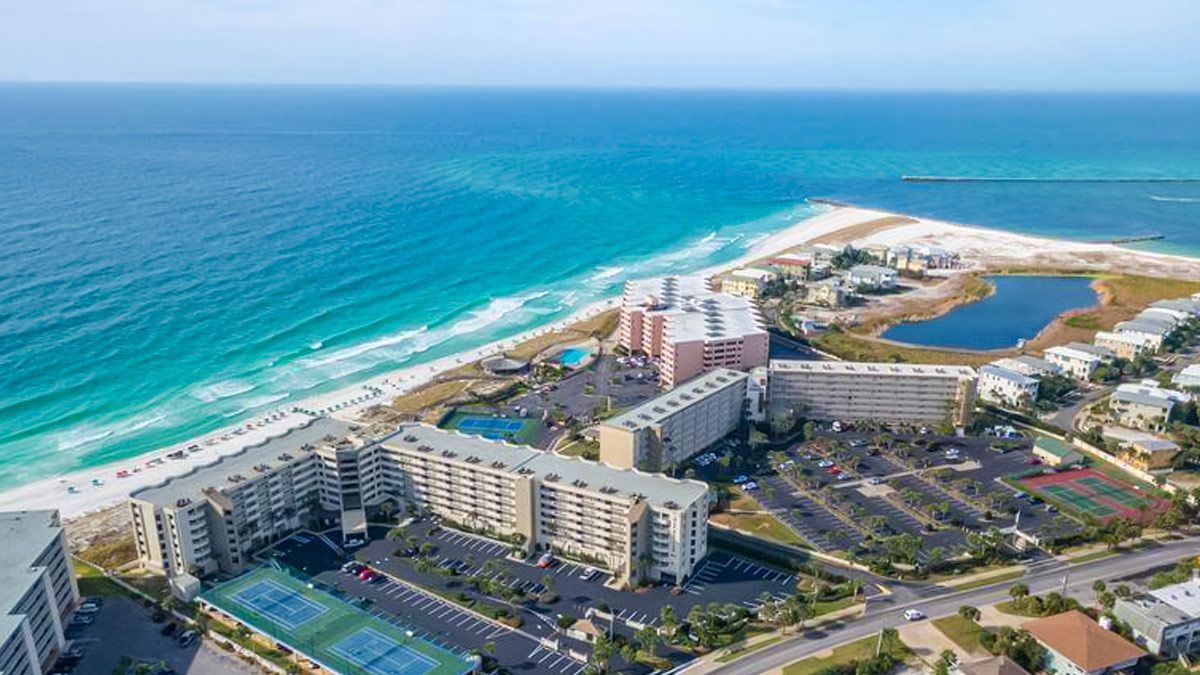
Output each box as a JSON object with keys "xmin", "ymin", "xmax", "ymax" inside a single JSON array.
[
  {"xmin": 812, "ymin": 596, "xmax": 860, "ymax": 616},
  {"xmin": 392, "ymin": 380, "xmax": 475, "ymax": 414},
  {"xmin": 812, "ymin": 329, "xmax": 998, "ymax": 367},
  {"xmin": 1063, "ymin": 548, "xmax": 1117, "ymax": 564},
  {"xmin": 73, "ymin": 559, "xmax": 136, "ymax": 599},
  {"xmin": 994, "ymin": 600, "xmax": 1042, "ymax": 617},
  {"xmin": 782, "ymin": 634, "xmax": 911, "ymax": 675},
  {"xmin": 932, "ymin": 615, "xmax": 990, "ymax": 653},
  {"xmin": 942, "ymin": 569, "xmax": 1027, "ymax": 591},
  {"xmin": 556, "ymin": 439, "xmax": 599, "ymax": 459},
  {"xmin": 710, "ymin": 512, "xmax": 807, "ymax": 547},
  {"xmin": 717, "ymin": 635, "xmax": 785, "ymax": 663}
]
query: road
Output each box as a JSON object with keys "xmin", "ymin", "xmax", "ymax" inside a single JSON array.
[{"xmin": 705, "ymin": 538, "xmax": 1200, "ymax": 675}]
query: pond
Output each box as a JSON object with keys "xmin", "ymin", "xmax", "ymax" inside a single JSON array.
[{"xmin": 881, "ymin": 275, "xmax": 1098, "ymax": 350}]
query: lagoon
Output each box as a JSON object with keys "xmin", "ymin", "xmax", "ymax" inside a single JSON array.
[{"xmin": 881, "ymin": 275, "xmax": 1098, "ymax": 350}]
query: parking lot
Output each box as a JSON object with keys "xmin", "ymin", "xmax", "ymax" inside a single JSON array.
[
  {"xmin": 348, "ymin": 521, "xmax": 814, "ymax": 649},
  {"xmin": 69, "ymin": 597, "xmax": 258, "ymax": 675},
  {"xmin": 267, "ymin": 532, "xmax": 588, "ymax": 675},
  {"xmin": 748, "ymin": 429, "xmax": 1082, "ymax": 558}
]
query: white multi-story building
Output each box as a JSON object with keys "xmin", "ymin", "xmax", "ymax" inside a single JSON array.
[
  {"xmin": 0, "ymin": 510, "xmax": 80, "ymax": 675},
  {"xmin": 617, "ymin": 276, "xmax": 769, "ymax": 388},
  {"xmin": 767, "ymin": 360, "xmax": 977, "ymax": 427},
  {"xmin": 1110, "ymin": 382, "xmax": 1189, "ymax": 432},
  {"xmin": 599, "ymin": 368, "xmax": 747, "ymax": 471},
  {"xmin": 991, "ymin": 355, "xmax": 1061, "ymax": 378},
  {"xmin": 379, "ymin": 426, "xmax": 711, "ymax": 585},
  {"xmin": 845, "ymin": 264, "xmax": 898, "ymax": 291},
  {"xmin": 130, "ymin": 417, "xmax": 373, "ymax": 577},
  {"xmin": 715, "ymin": 268, "xmax": 776, "ymax": 299},
  {"xmin": 1045, "ymin": 343, "xmax": 1112, "ymax": 380},
  {"xmin": 131, "ymin": 421, "xmax": 710, "ymax": 586},
  {"xmin": 978, "ymin": 364, "xmax": 1039, "ymax": 408}
]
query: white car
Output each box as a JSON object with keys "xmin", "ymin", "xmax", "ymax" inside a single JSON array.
[{"xmin": 903, "ymin": 609, "xmax": 925, "ymax": 621}]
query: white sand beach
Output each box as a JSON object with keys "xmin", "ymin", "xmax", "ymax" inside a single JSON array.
[{"xmin": 7, "ymin": 202, "xmax": 1200, "ymax": 521}]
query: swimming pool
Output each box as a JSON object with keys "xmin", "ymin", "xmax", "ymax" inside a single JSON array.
[{"xmin": 559, "ymin": 347, "xmax": 591, "ymax": 368}]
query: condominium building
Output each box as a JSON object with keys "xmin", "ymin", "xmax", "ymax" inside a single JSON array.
[
  {"xmin": 379, "ymin": 426, "xmax": 710, "ymax": 585},
  {"xmin": 1, "ymin": 510, "xmax": 80, "ymax": 675},
  {"xmin": 978, "ymin": 364, "xmax": 1039, "ymax": 408},
  {"xmin": 617, "ymin": 276, "xmax": 769, "ymax": 388},
  {"xmin": 1045, "ymin": 343, "xmax": 1112, "ymax": 380},
  {"xmin": 715, "ymin": 268, "xmax": 776, "ymax": 299},
  {"xmin": 767, "ymin": 360, "xmax": 977, "ymax": 426},
  {"xmin": 991, "ymin": 355, "xmax": 1061, "ymax": 378},
  {"xmin": 130, "ymin": 421, "xmax": 710, "ymax": 586},
  {"xmin": 130, "ymin": 417, "xmax": 377, "ymax": 577},
  {"xmin": 599, "ymin": 368, "xmax": 747, "ymax": 471}
]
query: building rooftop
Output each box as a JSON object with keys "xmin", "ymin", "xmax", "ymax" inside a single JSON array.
[
  {"xmin": 1151, "ymin": 298, "xmax": 1200, "ymax": 315},
  {"xmin": 0, "ymin": 510, "xmax": 64, "ymax": 644},
  {"xmin": 1113, "ymin": 382, "xmax": 1187, "ymax": 409},
  {"xmin": 1095, "ymin": 330, "xmax": 1153, "ymax": 346},
  {"xmin": 1174, "ymin": 364, "xmax": 1200, "ymax": 383},
  {"xmin": 1116, "ymin": 595, "xmax": 1193, "ymax": 636},
  {"xmin": 1116, "ymin": 319, "xmax": 1173, "ymax": 337},
  {"xmin": 1150, "ymin": 577, "xmax": 1200, "ymax": 616},
  {"xmin": 1129, "ymin": 437, "xmax": 1180, "ymax": 453},
  {"xmin": 131, "ymin": 417, "xmax": 358, "ymax": 508},
  {"xmin": 624, "ymin": 276, "xmax": 766, "ymax": 343},
  {"xmin": 604, "ymin": 368, "xmax": 748, "ymax": 432},
  {"xmin": 847, "ymin": 264, "xmax": 897, "ymax": 277},
  {"xmin": 981, "ymin": 364, "xmax": 1039, "ymax": 386},
  {"xmin": 770, "ymin": 359, "xmax": 975, "ymax": 379},
  {"xmin": 729, "ymin": 267, "xmax": 775, "ymax": 281},
  {"xmin": 959, "ymin": 655, "xmax": 1030, "ymax": 675},
  {"xmin": 1034, "ymin": 437, "xmax": 1080, "ymax": 459},
  {"xmin": 1046, "ymin": 343, "xmax": 1109, "ymax": 362},
  {"xmin": 1024, "ymin": 610, "xmax": 1144, "ymax": 671},
  {"xmin": 383, "ymin": 425, "xmax": 709, "ymax": 510}
]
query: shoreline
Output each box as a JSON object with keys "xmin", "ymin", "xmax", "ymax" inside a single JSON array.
[{"xmin": 9, "ymin": 202, "xmax": 1200, "ymax": 522}]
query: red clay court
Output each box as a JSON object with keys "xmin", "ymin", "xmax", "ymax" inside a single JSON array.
[{"xmin": 1020, "ymin": 468, "xmax": 1166, "ymax": 523}]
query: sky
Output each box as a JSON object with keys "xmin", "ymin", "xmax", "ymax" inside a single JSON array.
[{"xmin": 2, "ymin": 0, "xmax": 1198, "ymax": 90}]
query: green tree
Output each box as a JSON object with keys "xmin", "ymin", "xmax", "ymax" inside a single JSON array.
[{"xmin": 959, "ymin": 605, "xmax": 981, "ymax": 621}]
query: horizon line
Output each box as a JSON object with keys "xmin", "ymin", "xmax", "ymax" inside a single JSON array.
[{"xmin": 2, "ymin": 79, "xmax": 1200, "ymax": 95}]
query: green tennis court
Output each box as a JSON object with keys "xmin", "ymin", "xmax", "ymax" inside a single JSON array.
[
  {"xmin": 442, "ymin": 411, "xmax": 537, "ymax": 443},
  {"xmin": 1020, "ymin": 468, "xmax": 1163, "ymax": 523},
  {"xmin": 202, "ymin": 566, "xmax": 474, "ymax": 675}
]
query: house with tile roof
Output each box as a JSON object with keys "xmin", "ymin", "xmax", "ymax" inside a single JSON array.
[{"xmin": 1023, "ymin": 610, "xmax": 1145, "ymax": 675}]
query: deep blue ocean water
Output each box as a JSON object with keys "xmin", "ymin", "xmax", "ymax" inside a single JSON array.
[
  {"xmin": 2, "ymin": 86, "xmax": 1199, "ymax": 489},
  {"xmin": 882, "ymin": 276, "xmax": 1099, "ymax": 350}
]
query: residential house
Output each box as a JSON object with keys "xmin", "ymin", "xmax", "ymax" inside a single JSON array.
[
  {"xmin": 716, "ymin": 268, "xmax": 776, "ymax": 299},
  {"xmin": 978, "ymin": 364, "xmax": 1040, "ymax": 408},
  {"xmin": 1121, "ymin": 438, "xmax": 1180, "ymax": 472},
  {"xmin": 1023, "ymin": 610, "xmax": 1145, "ymax": 675},
  {"xmin": 1045, "ymin": 343, "xmax": 1112, "ymax": 380},
  {"xmin": 845, "ymin": 264, "xmax": 898, "ymax": 291},
  {"xmin": 957, "ymin": 655, "xmax": 1030, "ymax": 675},
  {"xmin": 993, "ymin": 356, "xmax": 1062, "ymax": 378},
  {"xmin": 802, "ymin": 278, "xmax": 845, "ymax": 308},
  {"xmin": 1114, "ymin": 593, "xmax": 1200, "ymax": 659},
  {"xmin": 1094, "ymin": 331, "xmax": 1155, "ymax": 360},
  {"xmin": 1110, "ymin": 382, "xmax": 1188, "ymax": 431},
  {"xmin": 766, "ymin": 253, "xmax": 812, "ymax": 279},
  {"xmin": 1174, "ymin": 364, "xmax": 1200, "ymax": 390}
]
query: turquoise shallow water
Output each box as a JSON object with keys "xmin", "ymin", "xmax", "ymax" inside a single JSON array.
[
  {"xmin": 882, "ymin": 276, "xmax": 1099, "ymax": 350},
  {"xmin": 2, "ymin": 87, "xmax": 1200, "ymax": 489}
]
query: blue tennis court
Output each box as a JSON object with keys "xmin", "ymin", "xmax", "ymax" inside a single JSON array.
[
  {"xmin": 231, "ymin": 579, "xmax": 328, "ymax": 630},
  {"xmin": 331, "ymin": 627, "xmax": 439, "ymax": 675},
  {"xmin": 456, "ymin": 417, "xmax": 524, "ymax": 433}
]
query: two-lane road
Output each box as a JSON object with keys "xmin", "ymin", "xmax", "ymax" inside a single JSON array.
[{"xmin": 707, "ymin": 538, "xmax": 1200, "ymax": 675}]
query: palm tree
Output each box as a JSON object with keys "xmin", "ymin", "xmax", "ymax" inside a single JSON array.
[{"xmin": 1009, "ymin": 583, "xmax": 1030, "ymax": 602}]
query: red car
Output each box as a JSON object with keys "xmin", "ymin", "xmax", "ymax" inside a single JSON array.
[
  {"xmin": 358, "ymin": 568, "xmax": 375, "ymax": 582},
  {"xmin": 826, "ymin": 466, "xmax": 841, "ymax": 475}
]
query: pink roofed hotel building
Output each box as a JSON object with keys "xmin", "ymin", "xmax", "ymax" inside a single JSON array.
[{"xmin": 617, "ymin": 275, "xmax": 769, "ymax": 388}]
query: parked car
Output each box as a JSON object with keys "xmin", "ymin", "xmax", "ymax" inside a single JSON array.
[
  {"xmin": 536, "ymin": 552, "xmax": 555, "ymax": 568},
  {"xmin": 742, "ymin": 481, "xmax": 759, "ymax": 491},
  {"xmin": 579, "ymin": 567, "xmax": 600, "ymax": 581},
  {"xmin": 177, "ymin": 630, "xmax": 197, "ymax": 648},
  {"xmin": 732, "ymin": 475, "xmax": 749, "ymax": 484}
]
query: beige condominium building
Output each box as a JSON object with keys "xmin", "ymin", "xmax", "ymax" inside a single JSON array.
[
  {"xmin": 1, "ymin": 510, "xmax": 80, "ymax": 675},
  {"xmin": 379, "ymin": 426, "xmax": 711, "ymax": 585},
  {"xmin": 617, "ymin": 275, "xmax": 769, "ymax": 388},
  {"xmin": 598, "ymin": 368, "xmax": 748, "ymax": 471},
  {"xmin": 129, "ymin": 417, "xmax": 380, "ymax": 577},
  {"xmin": 768, "ymin": 359, "xmax": 977, "ymax": 426},
  {"xmin": 130, "ymin": 419, "xmax": 710, "ymax": 587}
]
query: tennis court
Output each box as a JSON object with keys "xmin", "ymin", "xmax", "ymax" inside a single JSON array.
[
  {"xmin": 231, "ymin": 578, "xmax": 328, "ymax": 629},
  {"xmin": 1020, "ymin": 468, "xmax": 1164, "ymax": 523},
  {"xmin": 202, "ymin": 566, "xmax": 474, "ymax": 675},
  {"xmin": 332, "ymin": 627, "xmax": 439, "ymax": 675},
  {"xmin": 443, "ymin": 412, "xmax": 535, "ymax": 442}
]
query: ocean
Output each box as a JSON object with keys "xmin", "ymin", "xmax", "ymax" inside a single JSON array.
[{"xmin": 2, "ymin": 86, "xmax": 1199, "ymax": 489}]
